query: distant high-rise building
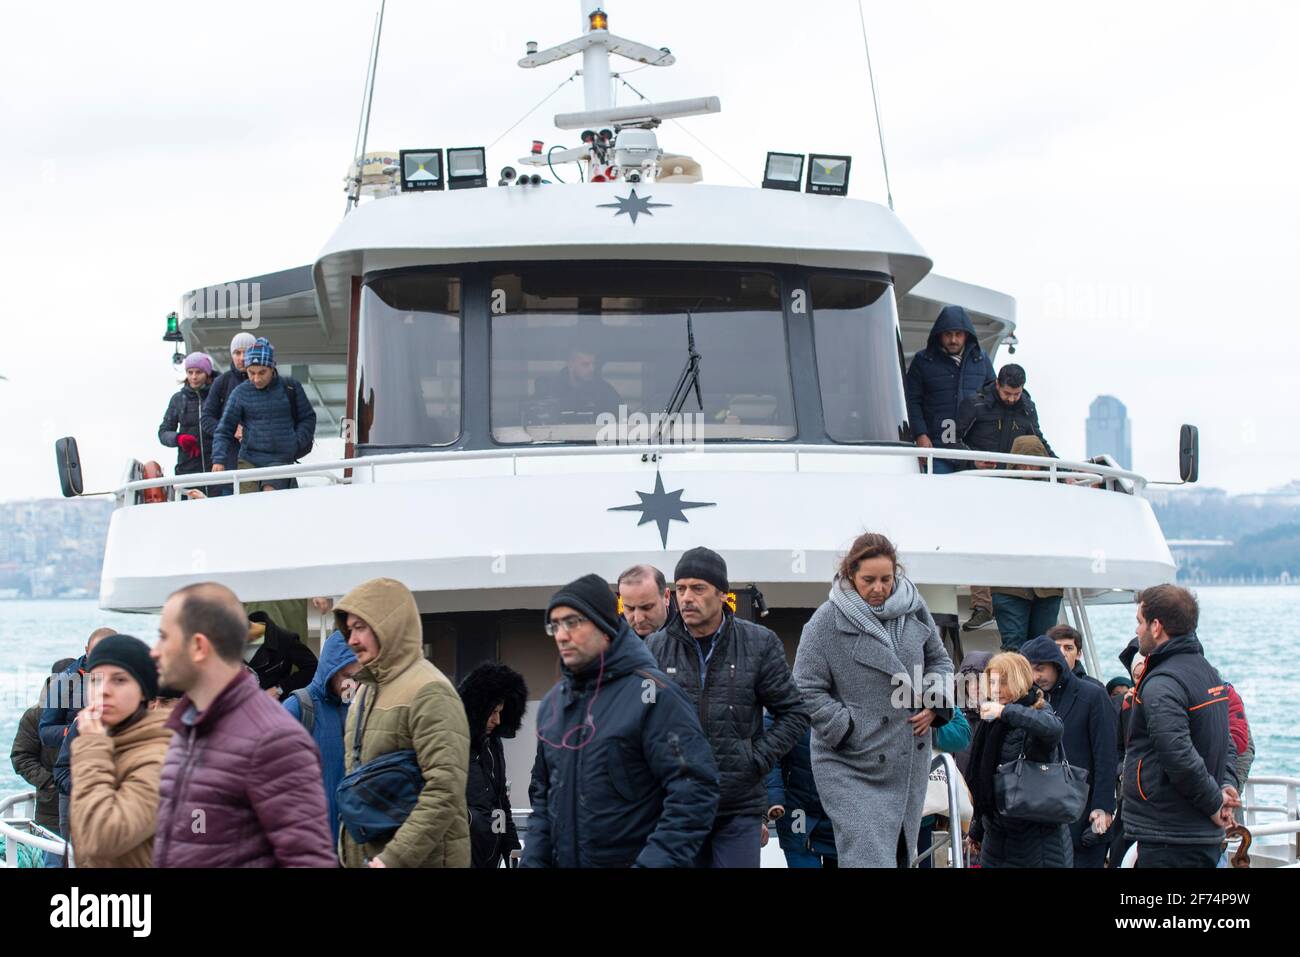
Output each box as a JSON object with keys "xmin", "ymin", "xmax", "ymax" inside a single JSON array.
[{"xmin": 1087, "ymin": 395, "xmax": 1132, "ymax": 469}]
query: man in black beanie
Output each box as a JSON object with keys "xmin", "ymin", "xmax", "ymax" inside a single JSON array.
[
  {"xmin": 646, "ymin": 547, "xmax": 809, "ymax": 868},
  {"xmin": 523, "ymin": 574, "xmax": 720, "ymax": 868}
]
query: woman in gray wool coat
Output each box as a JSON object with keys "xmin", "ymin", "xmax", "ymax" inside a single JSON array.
[{"xmin": 793, "ymin": 533, "xmax": 955, "ymax": 867}]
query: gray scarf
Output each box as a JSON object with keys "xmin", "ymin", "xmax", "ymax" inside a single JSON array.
[{"xmin": 830, "ymin": 573, "xmax": 923, "ymax": 660}]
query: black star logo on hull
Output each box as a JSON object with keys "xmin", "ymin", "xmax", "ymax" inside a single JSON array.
[
  {"xmin": 596, "ymin": 188, "xmax": 671, "ymax": 224},
  {"xmin": 609, "ymin": 472, "xmax": 715, "ymax": 548}
]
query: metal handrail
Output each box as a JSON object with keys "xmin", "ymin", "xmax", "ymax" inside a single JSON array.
[
  {"xmin": 912, "ymin": 752, "xmax": 965, "ymax": 868},
  {"xmin": 0, "ymin": 791, "xmax": 67, "ymax": 866},
  {"xmin": 116, "ymin": 443, "xmax": 1149, "ymax": 503}
]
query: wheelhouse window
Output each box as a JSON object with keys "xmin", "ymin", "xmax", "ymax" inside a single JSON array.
[
  {"xmin": 356, "ymin": 272, "xmax": 461, "ymax": 446},
  {"xmin": 490, "ymin": 265, "xmax": 795, "ymax": 444},
  {"xmin": 811, "ymin": 274, "xmax": 909, "ymax": 443}
]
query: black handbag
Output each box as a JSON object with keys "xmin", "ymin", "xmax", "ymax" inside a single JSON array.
[
  {"xmin": 335, "ymin": 685, "xmax": 424, "ymax": 846},
  {"xmin": 994, "ymin": 738, "xmax": 1090, "ymax": 825}
]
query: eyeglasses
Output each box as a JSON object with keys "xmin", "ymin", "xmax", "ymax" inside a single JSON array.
[{"xmin": 545, "ymin": 615, "xmax": 588, "ymax": 637}]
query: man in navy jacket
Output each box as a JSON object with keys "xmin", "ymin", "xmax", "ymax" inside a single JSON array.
[
  {"xmin": 904, "ymin": 305, "xmax": 995, "ymax": 473},
  {"xmin": 211, "ymin": 337, "xmax": 316, "ymax": 492}
]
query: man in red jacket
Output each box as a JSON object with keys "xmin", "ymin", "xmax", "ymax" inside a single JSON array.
[{"xmin": 150, "ymin": 582, "xmax": 337, "ymax": 867}]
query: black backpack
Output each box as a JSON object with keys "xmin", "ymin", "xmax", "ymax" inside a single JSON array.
[{"xmin": 283, "ymin": 379, "xmax": 315, "ymax": 461}]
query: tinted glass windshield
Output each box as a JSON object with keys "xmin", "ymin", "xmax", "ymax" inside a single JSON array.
[
  {"xmin": 490, "ymin": 266, "xmax": 794, "ymax": 444},
  {"xmin": 811, "ymin": 274, "xmax": 909, "ymax": 443},
  {"xmin": 357, "ymin": 272, "xmax": 462, "ymax": 446}
]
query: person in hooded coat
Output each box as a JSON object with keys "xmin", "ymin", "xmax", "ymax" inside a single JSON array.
[
  {"xmin": 458, "ymin": 662, "xmax": 528, "ymax": 868},
  {"xmin": 524, "ymin": 574, "xmax": 720, "ymax": 868},
  {"xmin": 966, "ymin": 652, "xmax": 1072, "ymax": 868},
  {"xmin": 904, "ymin": 305, "xmax": 996, "ymax": 473},
  {"xmin": 284, "ymin": 631, "xmax": 359, "ymax": 848},
  {"xmin": 1020, "ymin": 635, "xmax": 1118, "ymax": 868},
  {"xmin": 335, "ymin": 577, "xmax": 470, "ymax": 868},
  {"xmin": 793, "ymin": 533, "xmax": 955, "ymax": 868}
]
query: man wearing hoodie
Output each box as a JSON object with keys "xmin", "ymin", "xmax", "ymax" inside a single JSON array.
[
  {"xmin": 524, "ymin": 574, "xmax": 719, "ymax": 868},
  {"xmin": 335, "ymin": 577, "xmax": 470, "ymax": 868},
  {"xmin": 201, "ymin": 332, "xmax": 256, "ymax": 493},
  {"xmin": 1021, "ymin": 634, "xmax": 1119, "ymax": 868},
  {"xmin": 904, "ymin": 305, "xmax": 996, "ymax": 474},
  {"xmin": 284, "ymin": 631, "xmax": 360, "ymax": 848},
  {"xmin": 1122, "ymin": 585, "xmax": 1240, "ymax": 868},
  {"xmin": 905, "ymin": 308, "xmax": 998, "ymax": 629},
  {"xmin": 211, "ymin": 337, "xmax": 316, "ymax": 492}
]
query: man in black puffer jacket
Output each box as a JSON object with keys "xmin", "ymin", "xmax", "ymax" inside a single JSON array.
[
  {"xmin": 646, "ymin": 547, "xmax": 809, "ymax": 868},
  {"xmin": 1122, "ymin": 585, "xmax": 1240, "ymax": 868},
  {"xmin": 524, "ymin": 574, "xmax": 719, "ymax": 868},
  {"xmin": 956, "ymin": 364, "xmax": 1055, "ymax": 459}
]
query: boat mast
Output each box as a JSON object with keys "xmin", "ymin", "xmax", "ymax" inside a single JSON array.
[{"xmin": 580, "ymin": 0, "xmax": 613, "ymax": 111}]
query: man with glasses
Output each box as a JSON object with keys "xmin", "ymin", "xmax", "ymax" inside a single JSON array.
[{"xmin": 523, "ymin": 574, "xmax": 719, "ymax": 868}]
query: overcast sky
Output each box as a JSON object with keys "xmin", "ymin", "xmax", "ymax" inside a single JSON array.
[{"xmin": 1, "ymin": 0, "xmax": 1296, "ymax": 501}]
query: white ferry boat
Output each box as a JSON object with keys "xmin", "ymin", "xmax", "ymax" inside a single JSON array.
[{"xmin": 6, "ymin": 2, "xmax": 1296, "ymax": 869}]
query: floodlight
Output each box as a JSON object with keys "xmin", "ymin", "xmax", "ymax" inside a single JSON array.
[
  {"xmin": 447, "ymin": 147, "xmax": 488, "ymax": 190},
  {"xmin": 399, "ymin": 148, "xmax": 444, "ymax": 191},
  {"xmin": 806, "ymin": 154, "xmax": 851, "ymax": 196},
  {"xmin": 762, "ymin": 152, "xmax": 804, "ymax": 191}
]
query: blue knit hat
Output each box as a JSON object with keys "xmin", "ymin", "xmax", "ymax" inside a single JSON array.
[{"xmin": 244, "ymin": 337, "xmax": 275, "ymax": 369}]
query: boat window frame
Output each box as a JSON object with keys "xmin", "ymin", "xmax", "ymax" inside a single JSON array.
[
  {"xmin": 355, "ymin": 266, "xmax": 467, "ymax": 451},
  {"xmin": 800, "ymin": 266, "xmax": 914, "ymax": 447}
]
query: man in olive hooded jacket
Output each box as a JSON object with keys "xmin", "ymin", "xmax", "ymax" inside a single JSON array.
[{"xmin": 335, "ymin": 578, "xmax": 471, "ymax": 867}]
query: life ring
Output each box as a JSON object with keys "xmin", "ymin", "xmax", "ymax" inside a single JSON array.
[{"xmin": 141, "ymin": 461, "xmax": 167, "ymax": 504}]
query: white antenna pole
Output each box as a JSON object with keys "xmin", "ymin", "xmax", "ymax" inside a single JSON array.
[{"xmin": 581, "ymin": 0, "xmax": 613, "ymax": 110}]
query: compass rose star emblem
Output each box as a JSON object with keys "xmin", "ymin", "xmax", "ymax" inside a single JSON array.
[
  {"xmin": 596, "ymin": 188, "xmax": 671, "ymax": 224},
  {"xmin": 608, "ymin": 472, "xmax": 715, "ymax": 548}
]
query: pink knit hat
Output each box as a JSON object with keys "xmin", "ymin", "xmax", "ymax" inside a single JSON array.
[{"xmin": 183, "ymin": 352, "xmax": 214, "ymax": 375}]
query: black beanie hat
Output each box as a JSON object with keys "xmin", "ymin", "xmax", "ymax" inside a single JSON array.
[
  {"xmin": 546, "ymin": 574, "xmax": 621, "ymax": 640},
  {"xmin": 85, "ymin": 634, "xmax": 160, "ymax": 701},
  {"xmin": 674, "ymin": 546, "xmax": 728, "ymax": 594}
]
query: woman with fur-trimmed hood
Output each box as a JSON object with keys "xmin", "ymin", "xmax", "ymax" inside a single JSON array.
[{"xmin": 458, "ymin": 663, "xmax": 527, "ymax": 868}]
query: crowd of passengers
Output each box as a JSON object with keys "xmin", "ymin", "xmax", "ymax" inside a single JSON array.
[{"xmin": 11, "ymin": 535, "xmax": 1254, "ymax": 870}]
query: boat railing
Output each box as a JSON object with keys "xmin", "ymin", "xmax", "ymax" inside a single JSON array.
[
  {"xmin": 912, "ymin": 751, "xmax": 967, "ymax": 869},
  {"xmin": 115, "ymin": 444, "xmax": 1148, "ymax": 507},
  {"xmin": 1118, "ymin": 777, "xmax": 1300, "ymax": 868},
  {"xmin": 0, "ymin": 791, "xmax": 68, "ymax": 868}
]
